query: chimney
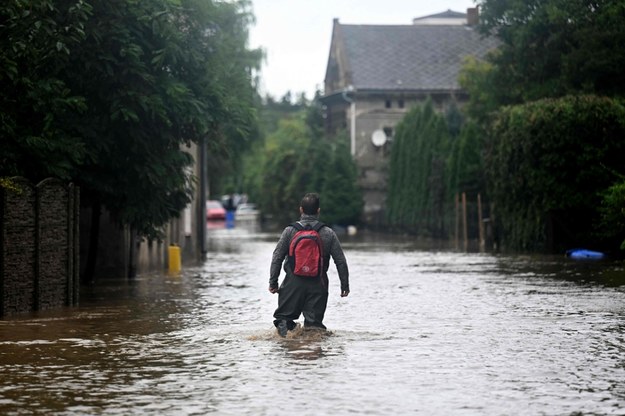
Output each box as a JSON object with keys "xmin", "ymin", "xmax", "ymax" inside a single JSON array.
[{"xmin": 467, "ymin": 7, "xmax": 479, "ymax": 26}]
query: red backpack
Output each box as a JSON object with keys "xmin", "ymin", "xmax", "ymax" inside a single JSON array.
[{"xmin": 288, "ymin": 222, "xmax": 325, "ymax": 278}]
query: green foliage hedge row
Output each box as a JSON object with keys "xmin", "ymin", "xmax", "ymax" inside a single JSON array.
[
  {"xmin": 597, "ymin": 181, "xmax": 625, "ymax": 250},
  {"xmin": 387, "ymin": 99, "xmax": 479, "ymax": 238},
  {"xmin": 387, "ymin": 99, "xmax": 452, "ymax": 236},
  {"xmin": 484, "ymin": 95, "xmax": 625, "ymax": 251}
]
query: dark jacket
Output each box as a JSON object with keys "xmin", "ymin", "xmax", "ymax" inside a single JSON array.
[{"xmin": 269, "ymin": 214, "xmax": 349, "ymax": 292}]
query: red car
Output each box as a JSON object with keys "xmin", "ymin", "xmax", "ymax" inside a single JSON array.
[{"xmin": 206, "ymin": 200, "xmax": 226, "ymax": 220}]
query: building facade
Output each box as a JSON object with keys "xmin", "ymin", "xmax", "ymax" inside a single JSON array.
[{"xmin": 321, "ymin": 9, "xmax": 499, "ymax": 225}]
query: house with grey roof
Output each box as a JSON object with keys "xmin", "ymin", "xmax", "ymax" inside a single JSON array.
[{"xmin": 321, "ymin": 9, "xmax": 499, "ymax": 225}]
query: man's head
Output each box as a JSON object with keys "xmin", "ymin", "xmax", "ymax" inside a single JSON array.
[{"xmin": 300, "ymin": 193, "xmax": 320, "ymax": 215}]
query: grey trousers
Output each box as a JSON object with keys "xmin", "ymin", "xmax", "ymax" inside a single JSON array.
[{"xmin": 273, "ymin": 273, "xmax": 328, "ymax": 329}]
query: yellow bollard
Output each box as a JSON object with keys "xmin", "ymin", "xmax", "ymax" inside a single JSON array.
[{"xmin": 168, "ymin": 244, "xmax": 181, "ymax": 274}]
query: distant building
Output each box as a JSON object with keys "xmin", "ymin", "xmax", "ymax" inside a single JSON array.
[{"xmin": 321, "ymin": 8, "xmax": 499, "ymax": 225}]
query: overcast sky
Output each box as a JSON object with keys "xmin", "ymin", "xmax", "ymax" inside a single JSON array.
[{"xmin": 249, "ymin": 0, "xmax": 476, "ymax": 100}]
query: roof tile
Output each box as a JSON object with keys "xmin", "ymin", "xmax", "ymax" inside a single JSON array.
[{"xmin": 339, "ymin": 24, "xmax": 500, "ymax": 91}]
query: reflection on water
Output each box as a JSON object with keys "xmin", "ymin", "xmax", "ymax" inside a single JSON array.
[{"xmin": 1, "ymin": 226, "xmax": 624, "ymax": 415}]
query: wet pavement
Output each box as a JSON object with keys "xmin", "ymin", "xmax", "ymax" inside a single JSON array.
[{"xmin": 0, "ymin": 224, "xmax": 624, "ymax": 415}]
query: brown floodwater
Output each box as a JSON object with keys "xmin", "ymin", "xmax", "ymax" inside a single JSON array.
[{"xmin": 1, "ymin": 223, "xmax": 624, "ymax": 415}]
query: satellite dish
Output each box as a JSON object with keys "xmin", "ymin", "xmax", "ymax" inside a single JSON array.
[{"xmin": 371, "ymin": 129, "xmax": 387, "ymax": 147}]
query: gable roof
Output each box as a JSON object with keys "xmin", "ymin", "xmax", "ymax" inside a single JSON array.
[
  {"xmin": 415, "ymin": 9, "xmax": 467, "ymax": 21},
  {"xmin": 326, "ymin": 22, "xmax": 500, "ymax": 93}
]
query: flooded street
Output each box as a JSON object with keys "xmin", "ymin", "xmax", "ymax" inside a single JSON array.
[{"xmin": 1, "ymin": 224, "xmax": 625, "ymax": 415}]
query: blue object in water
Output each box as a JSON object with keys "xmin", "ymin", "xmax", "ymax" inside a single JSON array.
[
  {"xmin": 225, "ymin": 210, "xmax": 235, "ymax": 229},
  {"xmin": 566, "ymin": 248, "xmax": 605, "ymax": 259}
]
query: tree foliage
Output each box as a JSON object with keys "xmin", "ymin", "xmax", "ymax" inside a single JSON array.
[
  {"xmin": 596, "ymin": 180, "xmax": 625, "ymax": 250},
  {"xmin": 453, "ymin": 0, "xmax": 625, "ymax": 252},
  {"xmin": 484, "ymin": 95, "xmax": 625, "ymax": 251},
  {"xmin": 477, "ymin": 0, "xmax": 625, "ymax": 104},
  {"xmin": 321, "ymin": 139, "xmax": 363, "ymax": 226},
  {"xmin": 258, "ymin": 115, "xmax": 312, "ymax": 221},
  {"xmin": 386, "ymin": 99, "xmax": 455, "ymax": 237},
  {"xmin": 458, "ymin": 55, "xmax": 501, "ymax": 124},
  {"xmin": 0, "ymin": 0, "xmax": 261, "ymax": 238},
  {"xmin": 462, "ymin": 0, "xmax": 625, "ymax": 121},
  {"xmin": 258, "ymin": 92, "xmax": 310, "ymax": 135},
  {"xmin": 0, "ymin": 0, "xmax": 91, "ymax": 180},
  {"xmin": 246, "ymin": 98, "xmax": 362, "ymax": 227},
  {"xmin": 447, "ymin": 121, "xmax": 484, "ymax": 200}
]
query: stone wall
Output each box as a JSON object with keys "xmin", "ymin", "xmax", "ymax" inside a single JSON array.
[{"xmin": 0, "ymin": 178, "xmax": 79, "ymax": 317}]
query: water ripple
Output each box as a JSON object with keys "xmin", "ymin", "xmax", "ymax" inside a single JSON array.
[{"xmin": 0, "ymin": 230, "xmax": 624, "ymax": 415}]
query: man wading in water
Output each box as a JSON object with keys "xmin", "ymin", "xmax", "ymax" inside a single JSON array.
[{"xmin": 269, "ymin": 193, "xmax": 350, "ymax": 337}]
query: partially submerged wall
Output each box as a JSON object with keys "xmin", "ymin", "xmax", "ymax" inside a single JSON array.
[{"xmin": 0, "ymin": 178, "xmax": 79, "ymax": 317}]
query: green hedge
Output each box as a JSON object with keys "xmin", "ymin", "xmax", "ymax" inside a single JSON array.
[
  {"xmin": 485, "ymin": 95, "xmax": 625, "ymax": 251},
  {"xmin": 597, "ymin": 180, "xmax": 625, "ymax": 250}
]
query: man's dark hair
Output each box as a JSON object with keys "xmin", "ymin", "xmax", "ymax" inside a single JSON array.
[{"xmin": 300, "ymin": 193, "xmax": 320, "ymax": 215}]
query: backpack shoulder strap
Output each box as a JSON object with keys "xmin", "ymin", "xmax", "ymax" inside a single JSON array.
[
  {"xmin": 312, "ymin": 222, "xmax": 326, "ymax": 232},
  {"xmin": 290, "ymin": 222, "xmax": 304, "ymax": 231}
]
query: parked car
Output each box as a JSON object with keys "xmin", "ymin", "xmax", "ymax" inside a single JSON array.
[
  {"xmin": 235, "ymin": 203, "xmax": 259, "ymax": 221},
  {"xmin": 206, "ymin": 200, "xmax": 226, "ymax": 220}
]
